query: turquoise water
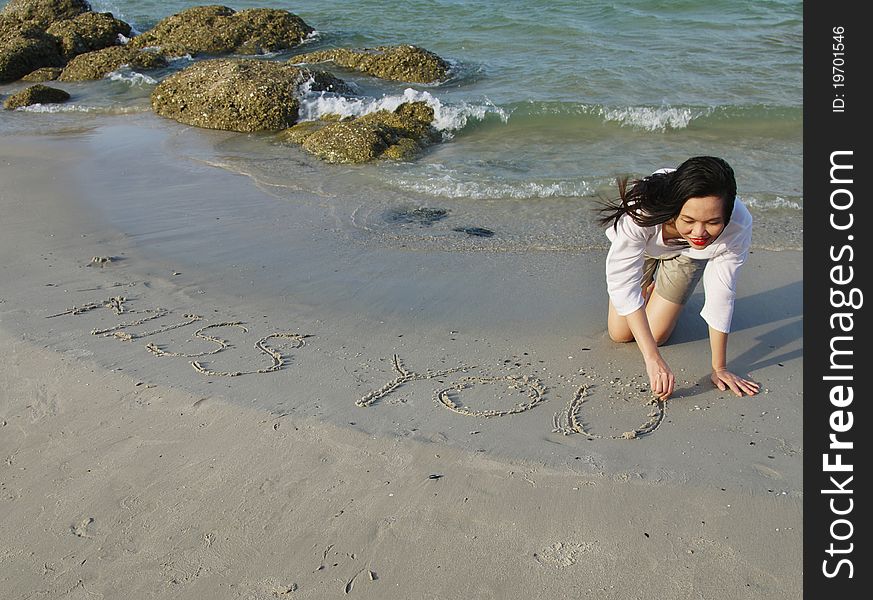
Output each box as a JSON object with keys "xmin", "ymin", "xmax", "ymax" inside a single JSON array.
[{"xmin": 1, "ymin": 0, "xmax": 803, "ymax": 249}]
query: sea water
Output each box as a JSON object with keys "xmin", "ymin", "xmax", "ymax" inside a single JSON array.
[{"xmin": 0, "ymin": 0, "xmax": 803, "ymax": 251}]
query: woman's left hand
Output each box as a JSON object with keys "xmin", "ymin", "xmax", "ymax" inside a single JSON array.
[{"xmin": 711, "ymin": 369, "xmax": 760, "ymax": 397}]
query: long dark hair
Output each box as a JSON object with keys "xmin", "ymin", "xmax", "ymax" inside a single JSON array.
[{"xmin": 598, "ymin": 156, "xmax": 737, "ymax": 230}]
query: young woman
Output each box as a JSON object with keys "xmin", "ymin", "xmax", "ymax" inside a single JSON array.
[{"xmin": 599, "ymin": 156, "xmax": 760, "ymax": 401}]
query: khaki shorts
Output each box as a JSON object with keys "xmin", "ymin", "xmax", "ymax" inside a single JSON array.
[{"xmin": 642, "ymin": 254, "xmax": 707, "ymax": 305}]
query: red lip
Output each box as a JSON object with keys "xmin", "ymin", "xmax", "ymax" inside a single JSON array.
[{"xmin": 689, "ymin": 238, "xmax": 708, "ymax": 246}]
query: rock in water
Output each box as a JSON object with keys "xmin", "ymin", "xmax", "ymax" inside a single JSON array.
[
  {"xmin": 3, "ymin": 83, "xmax": 70, "ymax": 109},
  {"xmin": 129, "ymin": 6, "xmax": 314, "ymax": 56},
  {"xmin": 59, "ymin": 45, "xmax": 167, "ymax": 80},
  {"xmin": 1, "ymin": 0, "xmax": 92, "ymax": 28},
  {"xmin": 150, "ymin": 58, "xmax": 349, "ymax": 132},
  {"xmin": 46, "ymin": 11, "xmax": 132, "ymax": 60},
  {"xmin": 1, "ymin": 2, "xmax": 135, "ymax": 83},
  {"xmin": 289, "ymin": 101, "xmax": 440, "ymax": 163},
  {"xmin": 0, "ymin": 23, "xmax": 63, "ymax": 84},
  {"xmin": 292, "ymin": 45, "xmax": 451, "ymax": 83},
  {"xmin": 21, "ymin": 65, "xmax": 63, "ymax": 81}
]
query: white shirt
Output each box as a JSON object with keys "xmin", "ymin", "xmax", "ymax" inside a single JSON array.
[{"xmin": 605, "ymin": 197, "xmax": 752, "ymax": 333}]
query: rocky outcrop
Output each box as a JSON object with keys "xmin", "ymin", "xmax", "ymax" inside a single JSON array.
[
  {"xmin": 0, "ymin": 1, "xmax": 133, "ymax": 83},
  {"xmin": 3, "ymin": 83, "xmax": 70, "ymax": 109},
  {"xmin": 128, "ymin": 6, "xmax": 314, "ymax": 56},
  {"xmin": 21, "ymin": 65, "xmax": 62, "ymax": 81},
  {"xmin": 0, "ymin": 23, "xmax": 64, "ymax": 84},
  {"xmin": 46, "ymin": 11, "xmax": 131, "ymax": 60},
  {"xmin": 58, "ymin": 45, "xmax": 167, "ymax": 80},
  {"xmin": 150, "ymin": 58, "xmax": 349, "ymax": 132},
  {"xmin": 282, "ymin": 102, "xmax": 440, "ymax": 163},
  {"xmin": 1, "ymin": 0, "xmax": 91, "ymax": 28},
  {"xmin": 291, "ymin": 45, "xmax": 450, "ymax": 83},
  {"xmin": 1, "ymin": 3, "xmax": 450, "ymax": 166}
]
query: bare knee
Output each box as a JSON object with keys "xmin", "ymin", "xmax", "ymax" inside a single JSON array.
[
  {"xmin": 652, "ymin": 329, "xmax": 674, "ymax": 346},
  {"xmin": 608, "ymin": 328, "xmax": 635, "ymax": 343}
]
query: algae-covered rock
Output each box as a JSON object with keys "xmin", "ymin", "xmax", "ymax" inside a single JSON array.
[
  {"xmin": 292, "ymin": 45, "xmax": 450, "ymax": 84},
  {"xmin": 0, "ymin": 3, "xmax": 130, "ymax": 83},
  {"xmin": 0, "ymin": 23, "xmax": 64, "ymax": 84},
  {"xmin": 46, "ymin": 11, "xmax": 132, "ymax": 60},
  {"xmin": 3, "ymin": 83, "xmax": 70, "ymax": 109},
  {"xmin": 295, "ymin": 101, "xmax": 439, "ymax": 163},
  {"xmin": 278, "ymin": 119, "xmax": 329, "ymax": 145},
  {"xmin": 1, "ymin": 0, "xmax": 91, "ymax": 28},
  {"xmin": 129, "ymin": 5, "xmax": 314, "ymax": 57},
  {"xmin": 58, "ymin": 45, "xmax": 167, "ymax": 80},
  {"xmin": 0, "ymin": 13, "xmax": 26, "ymax": 39},
  {"xmin": 21, "ymin": 65, "xmax": 63, "ymax": 81},
  {"xmin": 150, "ymin": 58, "xmax": 349, "ymax": 132}
]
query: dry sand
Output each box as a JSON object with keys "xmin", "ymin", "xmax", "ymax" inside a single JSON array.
[{"xmin": 0, "ymin": 115, "xmax": 802, "ymax": 599}]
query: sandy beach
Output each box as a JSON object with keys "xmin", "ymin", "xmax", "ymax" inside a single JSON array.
[{"xmin": 0, "ymin": 114, "xmax": 803, "ymax": 599}]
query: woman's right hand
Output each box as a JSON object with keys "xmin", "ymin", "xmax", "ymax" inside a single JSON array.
[{"xmin": 644, "ymin": 355, "xmax": 674, "ymax": 400}]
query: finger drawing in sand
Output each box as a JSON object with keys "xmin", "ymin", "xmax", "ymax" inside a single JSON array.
[
  {"xmin": 46, "ymin": 294, "xmax": 676, "ymax": 438},
  {"xmin": 552, "ymin": 385, "xmax": 665, "ymax": 440},
  {"xmin": 357, "ymin": 354, "xmax": 473, "ymax": 407},
  {"xmin": 146, "ymin": 322, "xmax": 249, "ymax": 358},
  {"xmin": 47, "ymin": 295, "xmax": 311, "ymax": 378},
  {"xmin": 190, "ymin": 332, "xmax": 311, "ymax": 377},
  {"xmin": 95, "ymin": 311, "xmax": 203, "ymax": 341},
  {"xmin": 358, "ymin": 354, "xmax": 548, "ymax": 418},
  {"xmin": 436, "ymin": 374, "xmax": 547, "ymax": 418},
  {"xmin": 45, "ymin": 295, "xmax": 127, "ymax": 318}
]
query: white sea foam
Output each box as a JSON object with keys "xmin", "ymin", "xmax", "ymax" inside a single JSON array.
[
  {"xmin": 107, "ymin": 68, "xmax": 158, "ymax": 86},
  {"xmin": 168, "ymin": 54, "xmax": 194, "ymax": 65},
  {"xmin": 296, "ymin": 84, "xmax": 508, "ymax": 136},
  {"xmin": 597, "ymin": 105, "xmax": 700, "ymax": 131},
  {"xmin": 301, "ymin": 30, "xmax": 321, "ymax": 45},
  {"xmin": 388, "ymin": 166, "xmax": 594, "ymax": 200},
  {"xmin": 743, "ymin": 195, "xmax": 802, "ymax": 211},
  {"xmin": 17, "ymin": 103, "xmax": 147, "ymax": 114}
]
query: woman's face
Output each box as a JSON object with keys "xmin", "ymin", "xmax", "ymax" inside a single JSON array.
[{"xmin": 673, "ymin": 195, "xmax": 727, "ymax": 249}]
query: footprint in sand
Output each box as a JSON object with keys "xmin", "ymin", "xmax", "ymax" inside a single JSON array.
[{"xmin": 533, "ymin": 541, "xmax": 596, "ymax": 568}]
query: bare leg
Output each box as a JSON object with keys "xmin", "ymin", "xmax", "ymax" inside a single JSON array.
[
  {"xmin": 644, "ymin": 290, "xmax": 685, "ymax": 344},
  {"xmin": 607, "ymin": 300, "xmax": 634, "ymax": 342},
  {"xmin": 607, "ymin": 289, "xmax": 685, "ymax": 345}
]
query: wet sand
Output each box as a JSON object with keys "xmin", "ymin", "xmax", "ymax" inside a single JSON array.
[{"xmin": 0, "ymin": 115, "xmax": 802, "ymax": 599}]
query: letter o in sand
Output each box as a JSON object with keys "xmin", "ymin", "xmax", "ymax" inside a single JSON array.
[{"xmin": 436, "ymin": 374, "xmax": 546, "ymax": 417}]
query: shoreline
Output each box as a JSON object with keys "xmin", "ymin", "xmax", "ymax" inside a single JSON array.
[{"xmin": 0, "ymin": 118, "xmax": 803, "ymax": 598}]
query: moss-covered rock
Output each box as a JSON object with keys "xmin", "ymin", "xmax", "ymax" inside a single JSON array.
[
  {"xmin": 278, "ymin": 119, "xmax": 329, "ymax": 145},
  {"xmin": 128, "ymin": 5, "xmax": 314, "ymax": 57},
  {"xmin": 291, "ymin": 45, "xmax": 450, "ymax": 84},
  {"xmin": 3, "ymin": 83, "xmax": 70, "ymax": 109},
  {"xmin": 150, "ymin": 58, "xmax": 349, "ymax": 132},
  {"xmin": 301, "ymin": 119, "xmax": 394, "ymax": 163},
  {"xmin": 0, "ymin": 23, "xmax": 64, "ymax": 84},
  {"xmin": 0, "ymin": 13, "xmax": 27, "ymax": 39},
  {"xmin": 21, "ymin": 65, "xmax": 63, "ymax": 81},
  {"xmin": 58, "ymin": 45, "xmax": 167, "ymax": 80},
  {"xmin": 46, "ymin": 11, "xmax": 132, "ymax": 60},
  {"xmin": 1, "ymin": 0, "xmax": 91, "ymax": 28},
  {"xmin": 291, "ymin": 101, "xmax": 439, "ymax": 163}
]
